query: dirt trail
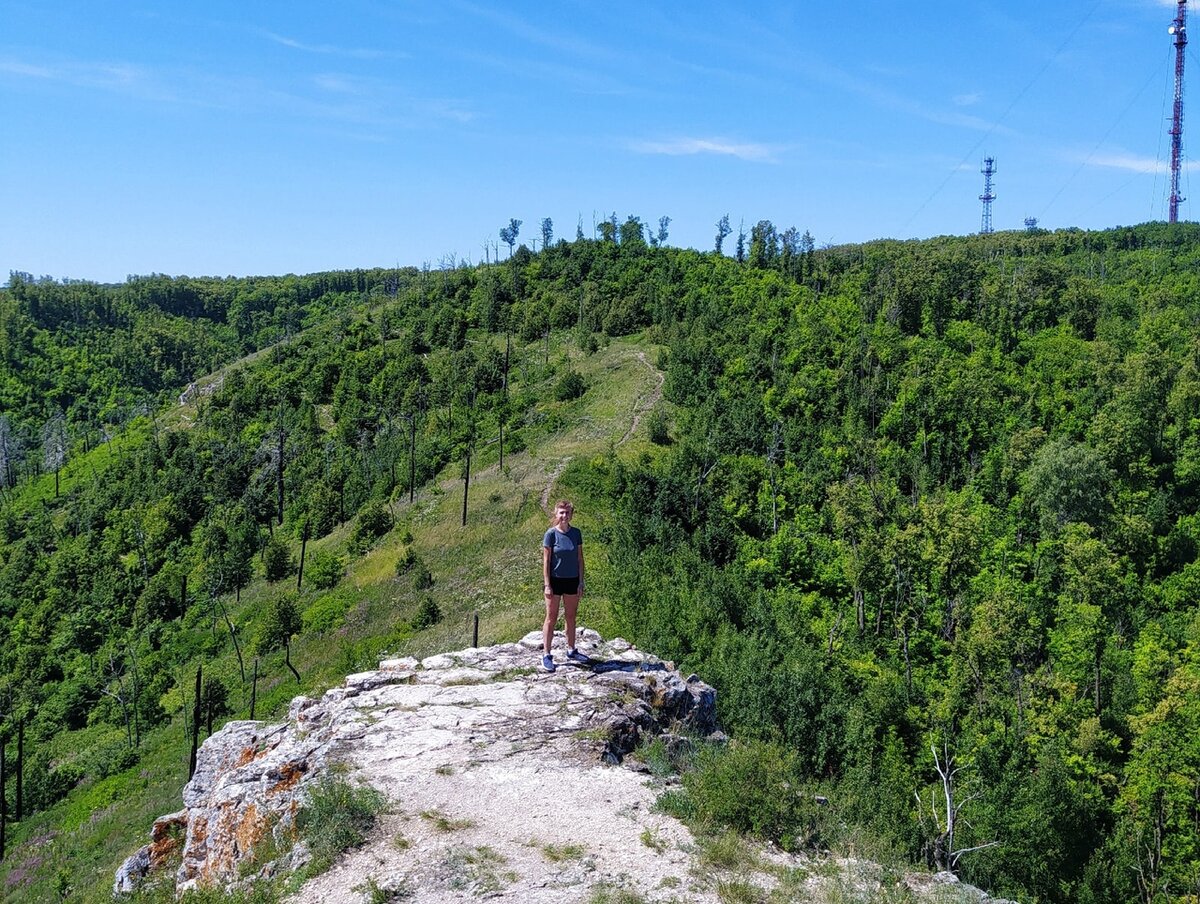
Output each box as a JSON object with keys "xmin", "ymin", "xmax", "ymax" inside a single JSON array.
[
  {"xmin": 538, "ymin": 458, "xmax": 570, "ymax": 514},
  {"xmin": 538, "ymin": 349, "xmax": 662, "ymax": 513},
  {"xmin": 616, "ymin": 350, "xmax": 665, "ymax": 448}
]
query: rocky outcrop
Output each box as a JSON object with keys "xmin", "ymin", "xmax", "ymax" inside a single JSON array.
[
  {"xmin": 116, "ymin": 631, "xmax": 1019, "ymax": 903},
  {"xmin": 115, "ymin": 630, "xmax": 718, "ymax": 897}
]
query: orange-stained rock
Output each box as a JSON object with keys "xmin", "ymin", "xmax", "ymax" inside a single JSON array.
[
  {"xmin": 271, "ymin": 760, "xmax": 306, "ymax": 793},
  {"xmin": 147, "ymin": 811, "xmax": 188, "ymax": 869}
]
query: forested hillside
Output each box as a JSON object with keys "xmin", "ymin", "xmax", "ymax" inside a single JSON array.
[
  {"xmin": 0, "ymin": 267, "xmax": 414, "ymax": 467},
  {"xmin": 590, "ymin": 222, "xmax": 1200, "ymax": 904},
  {"xmin": 1, "ymin": 218, "xmax": 1199, "ymax": 903}
]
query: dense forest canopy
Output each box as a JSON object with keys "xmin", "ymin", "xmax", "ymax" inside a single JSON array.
[{"xmin": 1, "ymin": 217, "xmax": 1199, "ymax": 902}]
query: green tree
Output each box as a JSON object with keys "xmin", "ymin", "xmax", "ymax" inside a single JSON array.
[
  {"xmin": 715, "ymin": 214, "xmax": 731, "ymax": 254},
  {"xmin": 749, "ymin": 220, "xmax": 778, "ymax": 269},
  {"xmin": 1024, "ymin": 438, "xmax": 1111, "ymax": 534},
  {"xmin": 256, "ymin": 594, "xmax": 303, "ymax": 682},
  {"xmin": 656, "ymin": 215, "xmax": 671, "ymax": 247},
  {"xmin": 1118, "ymin": 653, "xmax": 1200, "ymax": 903},
  {"xmin": 263, "ymin": 535, "xmax": 296, "ymax": 582},
  {"xmin": 499, "ymin": 219, "xmax": 521, "ymax": 258}
]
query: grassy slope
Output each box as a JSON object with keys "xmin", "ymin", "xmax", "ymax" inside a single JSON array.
[{"xmin": 0, "ymin": 333, "xmax": 666, "ymax": 902}]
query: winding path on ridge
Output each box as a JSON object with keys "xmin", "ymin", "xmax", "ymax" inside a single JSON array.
[{"xmin": 538, "ymin": 349, "xmax": 663, "ymax": 513}]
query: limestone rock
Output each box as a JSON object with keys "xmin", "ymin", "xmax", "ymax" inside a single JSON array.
[{"xmin": 115, "ymin": 630, "xmax": 718, "ymax": 897}]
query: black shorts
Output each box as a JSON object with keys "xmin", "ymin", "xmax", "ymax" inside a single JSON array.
[{"xmin": 548, "ymin": 575, "xmax": 580, "ymax": 596}]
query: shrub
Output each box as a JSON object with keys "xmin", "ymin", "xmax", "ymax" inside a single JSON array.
[
  {"xmin": 677, "ymin": 739, "xmax": 807, "ymax": 845},
  {"xmin": 296, "ymin": 777, "xmax": 387, "ymax": 877},
  {"xmin": 553, "ymin": 370, "xmax": 587, "ymax": 401},
  {"xmin": 505, "ymin": 428, "xmax": 527, "ymax": 454},
  {"xmin": 304, "ymin": 550, "xmax": 344, "ymax": 590},
  {"xmin": 412, "ymin": 596, "xmax": 442, "ymax": 630},
  {"xmin": 303, "ymin": 482, "xmax": 341, "ymax": 538},
  {"xmin": 255, "ymin": 594, "xmax": 302, "ymax": 655},
  {"xmin": 412, "ymin": 563, "xmax": 434, "ymax": 589},
  {"xmin": 394, "ymin": 546, "xmax": 417, "ymax": 575},
  {"xmin": 303, "ymin": 592, "xmax": 353, "ymax": 635},
  {"xmin": 262, "ymin": 536, "xmax": 296, "ymax": 582},
  {"xmin": 351, "ymin": 502, "xmax": 393, "ymax": 552},
  {"xmin": 646, "ymin": 407, "xmax": 671, "ymax": 445}
]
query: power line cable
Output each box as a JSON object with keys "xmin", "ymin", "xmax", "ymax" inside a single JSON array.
[
  {"xmin": 1040, "ymin": 50, "xmax": 1168, "ymax": 222},
  {"xmin": 899, "ymin": 1, "xmax": 1102, "ymax": 234}
]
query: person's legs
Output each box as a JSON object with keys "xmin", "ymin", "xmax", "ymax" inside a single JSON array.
[
  {"xmin": 543, "ymin": 594, "xmax": 560, "ymax": 653},
  {"xmin": 563, "ymin": 593, "xmax": 580, "ymax": 650}
]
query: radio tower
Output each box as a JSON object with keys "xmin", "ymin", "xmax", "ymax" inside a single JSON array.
[
  {"xmin": 1169, "ymin": 0, "xmax": 1187, "ymax": 223},
  {"xmin": 979, "ymin": 157, "xmax": 997, "ymax": 234}
]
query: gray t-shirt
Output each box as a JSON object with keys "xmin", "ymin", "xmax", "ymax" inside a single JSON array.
[{"xmin": 543, "ymin": 526, "xmax": 583, "ymax": 578}]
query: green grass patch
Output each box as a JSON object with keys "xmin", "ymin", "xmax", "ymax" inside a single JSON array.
[
  {"xmin": 443, "ymin": 845, "xmax": 509, "ymax": 893},
  {"xmin": 295, "ymin": 776, "xmax": 387, "ymax": 879},
  {"xmin": 541, "ymin": 842, "xmax": 587, "ymax": 862},
  {"xmin": 420, "ymin": 808, "xmax": 476, "ymax": 832},
  {"xmin": 586, "ymin": 884, "xmax": 652, "ymax": 904},
  {"xmin": 640, "ymin": 828, "xmax": 668, "ymax": 852}
]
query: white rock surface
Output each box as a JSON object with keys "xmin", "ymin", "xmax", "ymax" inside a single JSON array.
[
  {"xmin": 118, "ymin": 631, "xmax": 723, "ymax": 901},
  {"xmin": 117, "ymin": 630, "xmax": 1019, "ymax": 903}
]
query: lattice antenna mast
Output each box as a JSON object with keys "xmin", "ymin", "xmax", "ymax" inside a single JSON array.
[
  {"xmin": 1169, "ymin": 0, "xmax": 1188, "ymax": 223},
  {"xmin": 979, "ymin": 157, "xmax": 997, "ymax": 234}
]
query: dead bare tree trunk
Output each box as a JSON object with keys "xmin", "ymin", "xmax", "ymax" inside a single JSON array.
[
  {"xmin": 14, "ymin": 718, "xmax": 21, "ymax": 821},
  {"xmin": 129, "ymin": 645, "xmax": 141, "ymax": 748},
  {"xmin": 408, "ymin": 414, "xmax": 417, "ymax": 504},
  {"xmin": 916, "ymin": 742, "xmax": 999, "ymax": 874},
  {"xmin": 1, "ymin": 730, "xmax": 6, "ymax": 860},
  {"xmin": 297, "ymin": 520, "xmax": 309, "ymax": 591},
  {"xmin": 284, "ymin": 642, "xmax": 301, "ymax": 683},
  {"xmin": 1134, "ymin": 793, "xmax": 1166, "ymax": 904},
  {"xmin": 188, "ymin": 666, "xmax": 203, "ymax": 779},
  {"xmin": 213, "ymin": 595, "xmax": 245, "ymax": 683},
  {"xmin": 101, "ymin": 652, "xmax": 133, "ymax": 749},
  {"xmin": 250, "ymin": 658, "xmax": 259, "ymax": 720},
  {"xmin": 276, "ymin": 427, "xmax": 285, "ymax": 526},
  {"xmin": 461, "ymin": 445, "xmax": 471, "ymax": 527}
]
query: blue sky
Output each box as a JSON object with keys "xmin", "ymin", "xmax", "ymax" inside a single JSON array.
[{"xmin": 0, "ymin": 0, "xmax": 1191, "ymax": 282}]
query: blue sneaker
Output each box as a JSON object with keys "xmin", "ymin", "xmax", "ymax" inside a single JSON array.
[
  {"xmin": 542, "ymin": 654, "xmax": 556, "ymax": 672},
  {"xmin": 567, "ymin": 648, "xmax": 590, "ymax": 663}
]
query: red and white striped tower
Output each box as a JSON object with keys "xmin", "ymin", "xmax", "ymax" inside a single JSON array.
[{"xmin": 1169, "ymin": 0, "xmax": 1188, "ymax": 223}]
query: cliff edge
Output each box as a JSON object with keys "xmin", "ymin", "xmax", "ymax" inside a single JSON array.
[
  {"xmin": 116, "ymin": 631, "xmax": 1016, "ymax": 903},
  {"xmin": 116, "ymin": 630, "xmax": 722, "ymax": 901}
]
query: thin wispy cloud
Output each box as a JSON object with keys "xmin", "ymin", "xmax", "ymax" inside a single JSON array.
[
  {"xmin": 450, "ymin": 1, "xmax": 616, "ymax": 64},
  {"xmin": 0, "ymin": 59, "xmax": 54, "ymax": 78},
  {"xmin": 1, "ymin": 48, "xmax": 473, "ymax": 137},
  {"xmin": 953, "ymin": 92, "xmax": 982, "ymax": 107},
  {"xmin": 1083, "ymin": 152, "xmax": 1195, "ymax": 174},
  {"xmin": 0, "ymin": 55, "xmax": 168, "ymax": 98},
  {"xmin": 264, "ymin": 31, "xmax": 389, "ymax": 60},
  {"xmin": 454, "ymin": 47, "xmax": 639, "ymax": 98},
  {"xmin": 305, "ymin": 71, "xmax": 477, "ymax": 124},
  {"xmin": 313, "ymin": 74, "xmax": 362, "ymax": 95},
  {"xmin": 630, "ymin": 137, "xmax": 779, "ymax": 163},
  {"xmin": 417, "ymin": 99, "xmax": 476, "ymax": 124}
]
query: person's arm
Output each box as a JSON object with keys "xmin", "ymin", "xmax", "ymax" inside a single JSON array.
[
  {"xmin": 577, "ymin": 542, "xmax": 585, "ymax": 595},
  {"xmin": 543, "ymin": 545, "xmax": 553, "ymax": 595}
]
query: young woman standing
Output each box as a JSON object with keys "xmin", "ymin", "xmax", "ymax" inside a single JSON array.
[{"xmin": 542, "ymin": 499, "xmax": 586, "ymax": 671}]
